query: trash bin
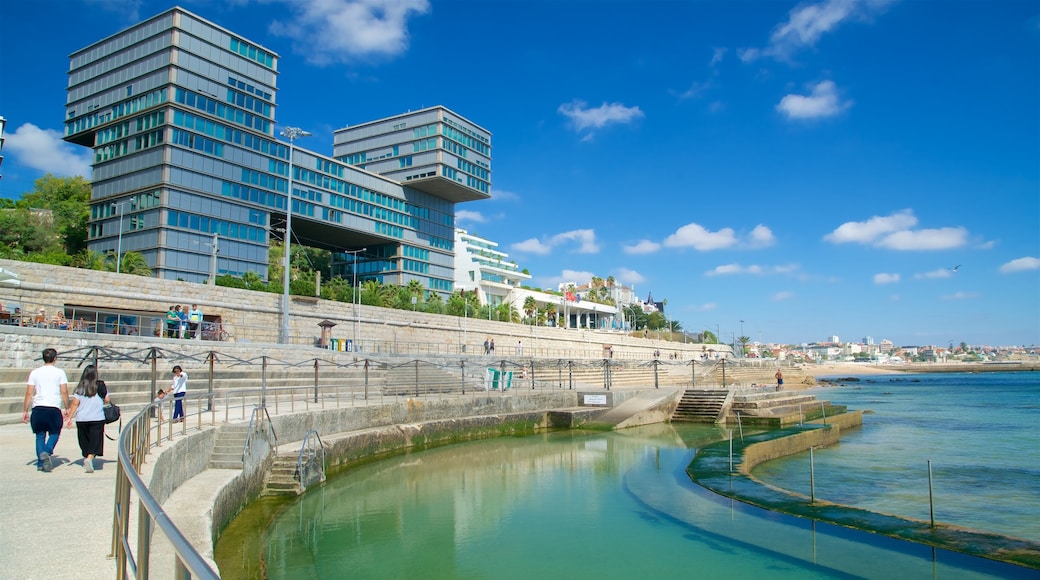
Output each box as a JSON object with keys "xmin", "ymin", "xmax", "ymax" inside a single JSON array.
[
  {"xmin": 330, "ymin": 338, "xmax": 339, "ymax": 350},
  {"xmin": 345, "ymin": 339, "xmax": 353, "ymax": 352}
]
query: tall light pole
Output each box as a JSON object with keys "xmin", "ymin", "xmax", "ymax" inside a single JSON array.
[
  {"xmin": 111, "ymin": 199, "xmax": 134, "ymax": 274},
  {"xmin": 209, "ymin": 232, "xmax": 219, "ymax": 285},
  {"xmin": 279, "ymin": 126, "xmax": 310, "ymax": 344},
  {"xmin": 342, "ymin": 248, "xmax": 366, "ymax": 351}
]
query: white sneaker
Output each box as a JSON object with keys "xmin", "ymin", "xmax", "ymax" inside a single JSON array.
[{"xmin": 84, "ymin": 458, "xmax": 94, "ymax": 473}]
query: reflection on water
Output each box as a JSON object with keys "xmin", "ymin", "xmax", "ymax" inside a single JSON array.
[{"xmin": 252, "ymin": 423, "xmax": 1024, "ymax": 579}]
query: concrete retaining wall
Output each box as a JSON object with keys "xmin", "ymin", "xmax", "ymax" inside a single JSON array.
[
  {"xmin": 739, "ymin": 411, "xmax": 862, "ymax": 474},
  {"xmin": 0, "ymin": 258, "xmax": 731, "ymax": 366}
]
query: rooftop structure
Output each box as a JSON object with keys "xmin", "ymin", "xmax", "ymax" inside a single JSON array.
[{"xmin": 453, "ymin": 228, "xmax": 529, "ymax": 308}]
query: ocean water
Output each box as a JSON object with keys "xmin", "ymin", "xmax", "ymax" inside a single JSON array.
[
  {"xmin": 247, "ymin": 375, "xmax": 1039, "ymax": 579},
  {"xmin": 753, "ymin": 371, "xmax": 1040, "ymax": 542}
]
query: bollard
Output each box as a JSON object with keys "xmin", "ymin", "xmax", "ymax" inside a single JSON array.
[
  {"xmin": 928, "ymin": 460, "xmax": 935, "ymax": 528},
  {"xmin": 809, "ymin": 447, "xmax": 816, "ymax": 504},
  {"xmin": 729, "ymin": 430, "xmax": 734, "ymax": 473}
]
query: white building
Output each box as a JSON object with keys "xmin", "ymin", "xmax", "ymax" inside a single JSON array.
[{"xmin": 453, "ymin": 228, "xmax": 529, "ymax": 308}]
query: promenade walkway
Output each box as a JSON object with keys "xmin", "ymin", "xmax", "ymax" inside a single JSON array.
[{"xmin": 0, "ymin": 422, "xmax": 119, "ymax": 579}]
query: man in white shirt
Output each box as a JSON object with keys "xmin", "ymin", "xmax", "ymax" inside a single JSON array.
[{"xmin": 22, "ymin": 348, "xmax": 70, "ymax": 472}]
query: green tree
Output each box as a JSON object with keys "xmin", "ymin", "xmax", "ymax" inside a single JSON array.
[
  {"xmin": 647, "ymin": 311, "xmax": 666, "ymax": 331},
  {"xmin": 702, "ymin": 330, "xmax": 718, "ymax": 344},
  {"xmin": 424, "ymin": 291, "xmax": 444, "ymax": 314},
  {"xmin": 105, "ymin": 251, "xmax": 153, "ymax": 276},
  {"xmin": 19, "ymin": 174, "xmax": 92, "ymax": 255}
]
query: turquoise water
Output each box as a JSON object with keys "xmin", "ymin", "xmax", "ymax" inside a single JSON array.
[
  {"xmin": 754, "ymin": 372, "xmax": 1040, "ymax": 542},
  {"xmin": 260, "ymin": 373, "xmax": 1038, "ymax": 579}
]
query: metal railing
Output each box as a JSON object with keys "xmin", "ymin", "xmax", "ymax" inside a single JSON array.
[
  {"xmin": 297, "ymin": 430, "xmax": 326, "ymax": 490},
  {"xmin": 242, "ymin": 405, "xmax": 278, "ymax": 464},
  {"xmin": 113, "ymin": 402, "xmax": 220, "ymax": 579}
]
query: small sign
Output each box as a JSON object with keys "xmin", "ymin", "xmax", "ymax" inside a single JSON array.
[{"xmin": 583, "ymin": 394, "xmax": 608, "ymax": 406}]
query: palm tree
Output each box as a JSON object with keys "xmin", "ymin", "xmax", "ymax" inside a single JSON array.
[
  {"xmin": 104, "ymin": 251, "xmax": 152, "ymax": 276},
  {"xmin": 738, "ymin": 335, "xmax": 751, "ymax": 357},
  {"xmin": 72, "ymin": 249, "xmax": 106, "ymax": 270},
  {"xmin": 523, "ymin": 296, "xmax": 537, "ymax": 323}
]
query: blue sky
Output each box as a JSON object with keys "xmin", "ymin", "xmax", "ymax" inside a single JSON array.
[{"xmin": 1, "ymin": 0, "xmax": 1038, "ymax": 347}]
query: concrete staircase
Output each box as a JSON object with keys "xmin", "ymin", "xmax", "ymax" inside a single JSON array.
[
  {"xmin": 729, "ymin": 390, "xmax": 847, "ymax": 427},
  {"xmin": 671, "ymin": 390, "xmax": 730, "ymax": 423},
  {"xmin": 263, "ymin": 454, "xmax": 302, "ymax": 496},
  {"xmin": 209, "ymin": 425, "xmax": 248, "ymax": 470},
  {"xmin": 381, "ymin": 361, "xmax": 464, "ymax": 396}
]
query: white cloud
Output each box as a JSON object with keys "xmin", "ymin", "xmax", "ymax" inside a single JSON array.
[
  {"xmin": 824, "ymin": 209, "xmax": 918, "ymax": 244},
  {"xmin": 622, "ymin": 240, "xmax": 661, "ymax": 255},
  {"xmin": 5, "ymin": 123, "xmax": 93, "ymax": 178},
  {"xmin": 697, "ymin": 303, "xmax": 718, "ymax": 311},
  {"xmin": 771, "ymin": 291, "xmax": 795, "ymax": 301},
  {"xmin": 941, "ymin": 291, "xmax": 979, "ymax": 300},
  {"xmin": 876, "ymin": 227, "xmax": 968, "ymax": 250},
  {"xmin": 706, "ymin": 263, "xmax": 765, "ymax": 277},
  {"xmin": 267, "ymin": 0, "xmax": 430, "ymax": 65},
  {"xmin": 512, "ymin": 229, "xmax": 600, "ymax": 255},
  {"xmin": 511, "ymin": 238, "xmax": 552, "ymax": 255},
  {"xmin": 85, "ymin": 0, "xmax": 142, "ymax": 21},
  {"xmin": 489, "ymin": 188, "xmax": 519, "ymax": 202},
  {"xmin": 873, "ymin": 272, "xmax": 900, "ymax": 284},
  {"xmin": 1000, "ymin": 256, "xmax": 1040, "ymax": 273},
  {"xmin": 663, "ymin": 223, "xmax": 738, "ymax": 250},
  {"xmin": 455, "ymin": 210, "xmax": 486, "ymax": 224},
  {"xmin": 914, "ymin": 268, "xmax": 953, "ymax": 280},
  {"xmin": 550, "ymin": 229, "xmax": 600, "ymax": 254},
  {"xmin": 710, "ymin": 47, "xmax": 728, "ymax": 66},
  {"xmin": 776, "ymin": 80, "xmax": 852, "ymax": 119},
  {"xmin": 677, "ymin": 80, "xmax": 714, "ymax": 100},
  {"xmin": 742, "ymin": 0, "xmax": 895, "ymax": 62},
  {"xmin": 614, "ymin": 268, "xmax": 646, "ymax": 285},
  {"xmin": 558, "ymin": 100, "xmax": 644, "ymax": 137},
  {"xmin": 748, "ymin": 224, "xmax": 776, "ymax": 248}
]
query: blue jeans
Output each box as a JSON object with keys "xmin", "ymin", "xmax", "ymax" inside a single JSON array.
[
  {"xmin": 30, "ymin": 407, "xmax": 63, "ymax": 467},
  {"xmin": 173, "ymin": 392, "xmax": 185, "ymax": 420}
]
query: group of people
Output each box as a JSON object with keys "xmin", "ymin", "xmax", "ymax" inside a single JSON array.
[
  {"xmin": 22, "ymin": 347, "xmax": 188, "ymax": 473},
  {"xmin": 483, "ymin": 337, "xmax": 496, "ymax": 355},
  {"xmin": 166, "ymin": 304, "xmax": 204, "ymax": 339}
]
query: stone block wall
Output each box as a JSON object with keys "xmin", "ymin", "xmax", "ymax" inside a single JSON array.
[{"xmin": 0, "ymin": 258, "xmax": 731, "ymax": 366}]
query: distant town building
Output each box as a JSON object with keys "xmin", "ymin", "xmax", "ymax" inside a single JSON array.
[{"xmin": 453, "ymin": 228, "xmax": 529, "ymax": 308}]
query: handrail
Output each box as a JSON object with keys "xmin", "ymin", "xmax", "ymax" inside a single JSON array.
[
  {"xmin": 113, "ymin": 403, "xmax": 219, "ymax": 579},
  {"xmin": 242, "ymin": 405, "xmax": 278, "ymax": 464},
  {"xmin": 296, "ymin": 430, "xmax": 326, "ymax": 490}
]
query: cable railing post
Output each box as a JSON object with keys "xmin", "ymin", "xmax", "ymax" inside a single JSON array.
[
  {"xmin": 568, "ymin": 360, "xmax": 573, "ymax": 390},
  {"xmin": 364, "ymin": 359, "xmax": 370, "ymax": 400},
  {"xmin": 313, "ymin": 358, "xmax": 320, "ymax": 405},
  {"xmin": 415, "ymin": 359, "xmax": 421, "ymax": 398},
  {"xmin": 691, "ymin": 360, "xmax": 696, "ymax": 388},
  {"xmin": 261, "ymin": 355, "xmax": 268, "ymax": 408},
  {"xmin": 653, "ymin": 358, "xmax": 659, "ymax": 389},
  {"xmin": 206, "ymin": 351, "xmax": 217, "ymax": 413},
  {"xmin": 460, "ymin": 360, "xmax": 466, "ymax": 395}
]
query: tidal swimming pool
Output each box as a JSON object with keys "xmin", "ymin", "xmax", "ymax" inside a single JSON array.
[{"xmin": 216, "ymin": 422, "xmax": 1028, "ymax": 579}]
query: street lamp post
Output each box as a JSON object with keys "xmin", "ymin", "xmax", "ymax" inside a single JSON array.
[
  {"xmin": 740, "ymin": 319, "xmax": 745, "ymax": 358},
  {"xmin": 342, "ymin": 248, "xmax": 366, "ymax": 352},
  {"xmin": 111, "ymin": 200, "xmax": 134, "ymax": 274},
  {"xmin": 209, "ymin": 232, "xmax": 219, "ymax": 285},
  {"xmin": 279, "ymin": 126, "xmax": 311, "ymax": 344}
]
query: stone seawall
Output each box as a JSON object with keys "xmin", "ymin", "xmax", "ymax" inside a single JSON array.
[{"xmin": 0, "ymin": 258, "xmax": 731, "ymax": 365}]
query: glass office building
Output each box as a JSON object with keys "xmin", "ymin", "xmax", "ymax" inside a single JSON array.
[{"xmin": 65, "ymin": 7, "xmax": 490, "ymax": 296}]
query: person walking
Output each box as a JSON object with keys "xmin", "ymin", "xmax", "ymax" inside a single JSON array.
[
  {"xmin": 517, "ymin": 340, "xmax": 523, "ymax": 356},
  {"xmin": 176, "ymin": 305, "xmax": 189, "ymax": 339},
  {"xmin": 66, "ymin": 364, "xmax": 109, "ymax": 473},
  {"xmin": 489, "ymin": 338, "xmax": 495, "ymax": 355},
  {"xmin": 170, "ymin": 365, "xmax": 188, "ymax": 422},
  {"xmin": 22, "ymin": 348, "xmax": 70, "ymax": 472},
  {"xmin": 166, "ymin": 305, "xmax": 179, "ymax": 338},
  {"xmin": 483, "ymin": 337, "xmax": 490, "ymax": 355},
  {"xmin": 775, "ymin": 369, "xmax": 784, "ymax": 392}
]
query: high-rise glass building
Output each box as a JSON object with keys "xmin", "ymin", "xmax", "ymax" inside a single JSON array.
[{"xmin": 64, "ymin": 7, "xmax": 489, "ymax": 297}]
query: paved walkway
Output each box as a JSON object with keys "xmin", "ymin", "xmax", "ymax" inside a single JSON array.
[{"xmin": 0, "ymin": 422, "xmax": 118, "ymax": 579}]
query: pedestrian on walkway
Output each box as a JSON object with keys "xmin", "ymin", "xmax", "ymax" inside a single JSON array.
[
  {"xmin": 517, "ymin": 340, "xmax": 523, "ymax": 356},
  {"xmin": 188, "ymin": 304, "xmax": 203, "ymax": 339},
  {"xmin": 483, "ymin": 337, "xmax": 490, "ymax": 355},
  {"xmin": 489, "ymin": 339, "xmax": 495, "ymax": 355},
  {"xmin": 22, "ymin": 348, "xmax": 70, "ymax": 472},
  {"xmin": 170, "ymin": 365, "xmax": 188, "ymax": 422},
  {"xmin": 66, "ymin": 364, "xmax": 109, "ymax": 473},
  {"xmin": 775, "ymin": 369, "xmax": 784, "ymax": 392}
]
